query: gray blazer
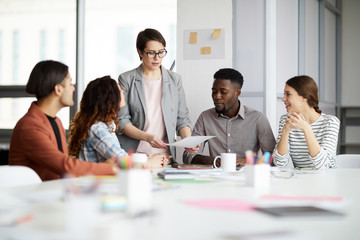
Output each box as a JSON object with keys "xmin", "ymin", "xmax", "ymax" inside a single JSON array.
[{"xmin": 116, "ymin": 64, "xmax": 191, "ymax": 161}]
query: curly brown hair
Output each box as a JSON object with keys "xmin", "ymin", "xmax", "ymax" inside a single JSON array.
[{"xmin": 68, "ymin": 76, "xmax": 121, "ymax": 158}]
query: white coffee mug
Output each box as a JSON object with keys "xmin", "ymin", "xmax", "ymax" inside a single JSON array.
[{"xmin": 213, "ymin": 153, "xmax": 237, "ymax": 172}]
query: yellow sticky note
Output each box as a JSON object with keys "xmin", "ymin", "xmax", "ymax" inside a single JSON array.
[
  {"xmin": 200, "ymin": 47, "xmax": 211, "ymax": 55},
  {"xmin": 212, "ymin": 29, "xmax": 221, "ymax": 39},
  {"xmin": 190, "ymin": 32, "xmax": 197, "ymax": 44}
]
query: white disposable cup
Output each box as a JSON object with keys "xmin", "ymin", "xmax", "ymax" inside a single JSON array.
[
  {"xmin": 246, "ymin": 164, "xmax": 270, "ymax": 189},
  {"xmin": 213, "ymin": 153, "xmax": 237, "ymax": 172},
  {"xmin": 132, "ymin": 153, "xmax": 148, "ymax": 164},
  {"xmin": 65, "ymin": 179, "xmax": 100, "ymax": 237},
  {"xmin": 118, "ymin": 169, "xmax": 152, "ymax": 213}
]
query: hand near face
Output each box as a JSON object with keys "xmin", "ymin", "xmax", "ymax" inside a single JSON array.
[{"xmin": 285, "ymin": 112, "xmax": 309, "ymax": 131}]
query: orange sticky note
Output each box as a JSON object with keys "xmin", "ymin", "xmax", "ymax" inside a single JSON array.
[
  {"xmin": 200, "ymin": 47, "xmax": 211, "ymax": 55},
  {"xmin": 190, "ymin": 32, "xmax": 197, "ymax": 44},
  {"xmin": 212, "ymin": 29, "xmax": 221, "ymax": 39}
]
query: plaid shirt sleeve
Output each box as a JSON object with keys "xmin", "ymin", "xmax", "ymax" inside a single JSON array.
[{"xmin": 88, "ymin": 122, "xmax": 128, "ymax": 160}]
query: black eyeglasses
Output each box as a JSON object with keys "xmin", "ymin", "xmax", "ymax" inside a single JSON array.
[{"xmin": 142, "ymin": 49, "xmax": 167, "ymax": 59}]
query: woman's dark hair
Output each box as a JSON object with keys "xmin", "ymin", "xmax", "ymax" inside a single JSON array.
[
  {"xmin": 68, "ymin": 76, "xmax": 121, "ymax": 158},
  {"xmin": 136, "ymin": 28, "xmax": 166, "ymax": 60},
  {"xmin": 286, "ymin": 75, "xmax": 322, "ymax": 114},
  {"xmin": 26, "ymin": 60, "xmax": 69, "ymax": 100},
  {"xmin": 214, "ymin": 68, "xmax": 244, "ymax": 88}
]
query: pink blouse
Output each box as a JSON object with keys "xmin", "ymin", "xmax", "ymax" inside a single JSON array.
[{"xmin": 136, "ymin": 76, "xmax": 168, "ymax": 154}]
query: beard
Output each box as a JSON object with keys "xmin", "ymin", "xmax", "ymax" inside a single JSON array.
[{"xmin": 215, "ymin": 105, "xmax": 226, "ymax": 114}]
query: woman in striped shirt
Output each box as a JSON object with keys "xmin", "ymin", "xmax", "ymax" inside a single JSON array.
[{"xmin": 274, "ymin": 75, "xmax": 340, "ymax": 170}]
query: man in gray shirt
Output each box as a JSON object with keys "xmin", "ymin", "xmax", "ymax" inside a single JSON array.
[{"xmin": 183, "ymin": 68, "xmax": 275, "ymax": 167}]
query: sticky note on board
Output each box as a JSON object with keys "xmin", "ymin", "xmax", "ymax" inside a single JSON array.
[
  {"xmin": 200, "ymin": 47, "xmax": 211, "ymax": 55},
  {"xmin": 212, "ymin": 29, "xmax": 221, "ymax": 39},
  {"xmin": 190, "ymin": 32, "xmax": 197, "ymax": 44}
]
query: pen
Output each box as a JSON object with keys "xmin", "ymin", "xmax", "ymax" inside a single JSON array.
[
  {"xmin": 253, "ymin": 156, "xmax": 258, "ymax": 165},
  {"xmin": 119, "ymin": 156, "xmax": 127, "ymax": 169},
  {"xmin": 268, "ymin": 154, "xmax": 274, "ymax": 165},
  {"xmin": 126, "ymin": 156, "xmax": 132, "ymax": 170},
  {"xmin": 257, "ymin": 155, "xmax": 264, "ymax": 164},
  {"xmin": 263, "ymin": 152, "xmax": 271, "ymax": 164},
  {"xmin": 245, "ymin": 150, "xmax": 253, "ymax": 165}
]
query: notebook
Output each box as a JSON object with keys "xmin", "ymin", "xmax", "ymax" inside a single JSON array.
[
  {"xmin": 256, "ymin": 206, "xmax": 344, "ymax": 218},
  {"xmin": 157, "ymin": 171, "xmax": 195, "ymax": 180}
]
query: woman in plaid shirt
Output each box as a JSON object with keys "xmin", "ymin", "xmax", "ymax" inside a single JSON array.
[{"xmin": 68, "ymin": 76, "xmax": 169, "ymax": 168}]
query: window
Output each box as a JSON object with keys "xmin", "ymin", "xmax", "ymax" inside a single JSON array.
[
  {"xmin": 0, "ymin": 0, "xmax": 176, "ymax": 144},
  {"xmin": 0, "ymin": 31, "xmax": 2, "ymax": 83},
  {"xmin": 0, "ymin": 0, "xmax": 76, "ymax": 143},
  {"xmin": 83, "ymin": 0, "xmax": 177, "ymax": 87},
  {"xmin": 40, "ymin": 30, "xmax": 47, "ymax": 60},
  {"xmin": 13, "ymin": 31, "xmax": 20, "ymax": 84}
]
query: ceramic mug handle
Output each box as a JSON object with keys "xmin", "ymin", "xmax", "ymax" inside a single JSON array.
[{"xmin": 213, "ymin": 156, "xmax": 221, "ymax": 168}]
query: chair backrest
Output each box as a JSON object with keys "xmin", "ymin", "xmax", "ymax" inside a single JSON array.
[
  {"xmin": 0, "ymin": 165, "xmax": 42, "ymax": 188},
  {"xmin": 335, "ymin": 154, "xmax": 360, "ymax": 169}
]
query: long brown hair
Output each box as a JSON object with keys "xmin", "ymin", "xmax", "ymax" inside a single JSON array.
[
  {"xmin": 68, "ymin": 76, "xmax": 121, "ymax": 158},
  {"xmin": 286, "ymin": 75, "xmax": 322, "ymax": 114}
]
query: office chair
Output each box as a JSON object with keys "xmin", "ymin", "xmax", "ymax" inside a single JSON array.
[
  {"xmin": 0, "ymin": 147, "xmax": 9, "ymax": 165},
  {"xmin": 0, "ymin": 165, "xmax": 42, "ymax": 188},
  {"xmin": 335, "ymin": 154, "xmax": 360, "ymax": 169}
]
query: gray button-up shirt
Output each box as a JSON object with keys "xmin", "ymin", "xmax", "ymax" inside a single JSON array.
[{"xmin": 183, "ymin": 102, "xmax": 276, "ymax": 163}]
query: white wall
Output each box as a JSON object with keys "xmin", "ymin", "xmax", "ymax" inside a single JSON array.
[
  {"xmin": 342, "ymin": 0, "xmax": 360, "ymax": 106},
  {"xmin": 176, "ymin": 0, "xmax": 359, "ymax": 160},
  {"xmin": 275, "ymin": 0, "xmax": 299, "ymax": 129},
  {"xmin": 276, "ymin": 0, "xmax": 298, "ymax": 93},
  {"xmin": 233, "ymin": 0, "xmax": 265, "ymax": 113},
  {"xmin": 303, "ymin": 0, "xmax": 319, "ymax": 80},
  {"xmin": 177, "ymin": 0, "xmax": 233, "ymax": 126},
  {"xmin": 176, "ymin": 0, "xmax": 232, "ymax": 163}
]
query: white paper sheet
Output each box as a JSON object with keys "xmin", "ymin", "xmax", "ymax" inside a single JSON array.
[{"xmin": 166, "ymin": 136, "xmax": 215, "ymax": 148}]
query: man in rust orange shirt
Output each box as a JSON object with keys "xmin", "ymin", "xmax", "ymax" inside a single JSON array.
[{"xmin": 9, "ymin": 60, "xmax": 117, "ymax": 181}]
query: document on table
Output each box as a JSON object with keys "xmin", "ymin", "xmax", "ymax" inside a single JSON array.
[
  {"xmin": 183, "ymin": 199, "xmax": 255, "ymax": 212},
  {"xmin": 165, "ymin": 136, "xmax": 215, "ymax": 148}
]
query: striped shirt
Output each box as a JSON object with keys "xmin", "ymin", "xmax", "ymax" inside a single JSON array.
[{"xmin": 273, "ymin": 113, "xmax": 340, "ymax": 169}]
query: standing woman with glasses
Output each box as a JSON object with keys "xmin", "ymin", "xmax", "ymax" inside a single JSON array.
[{"xmin": 117, "ymin": 28, "xmax": 198, "ymax": 164}]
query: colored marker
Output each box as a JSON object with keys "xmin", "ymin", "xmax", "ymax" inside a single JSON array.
[
  {"xmin": 245, "ymin": 150, "xmax": 253, "ymax": 165},
  {"xmin": 263, "ymin": 152, "xmax": 271, "ymax": 164},
  {"xmin": 257, "ymin": 155, "xmax": 265, "ymax": 164}
]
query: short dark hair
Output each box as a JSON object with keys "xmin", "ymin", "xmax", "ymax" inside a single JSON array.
[
  {"xmin": 26, "ymin": 60, "xmax": 69, "ymax": 100},
  {"xmin": 214, "ymin": 68, "xmax": 244, "ymax": 88},
  {"xmin": 136, "ymin": 28, "xmax": 166, "ymax": 60},
  {"xmin": 286, "ymin": 75, "xmax": 322, "ymax": 114}
]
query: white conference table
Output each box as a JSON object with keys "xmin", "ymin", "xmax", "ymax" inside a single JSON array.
[{"xmin": 1, "ymin": 168, "xmax": 360, "ymax": 240}]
